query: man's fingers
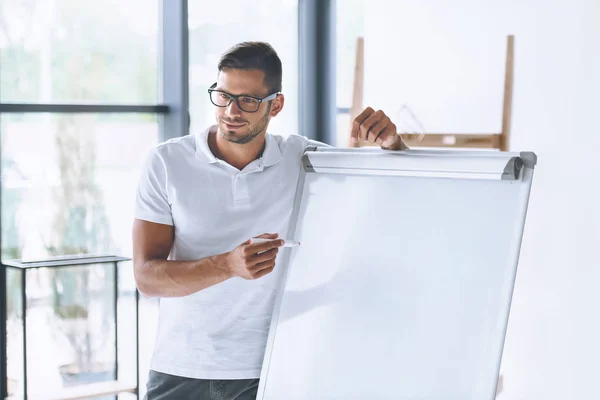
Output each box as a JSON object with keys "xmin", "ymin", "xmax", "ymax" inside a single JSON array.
[
  {"xmin": 249, "ymin": 247, "xmax": 279, "ymax": 266},
  {"xmin": 252, "ymin": 264, "xmax": 276, "ymax": 279},
  {"xmin": 354, "ymin": 109, "xmax": 389, "ymax": 143},
  {"xmin": 250, "ymin": 258, "xmax": 276, "ymax": 273},
  {"xmin": 357, "ymin": 109, "xmax": 378, "ymax": 141},
  {"xmin": 255, "ymin": 233, "xmax": 278, "ymax": 239},
  {"xmin": 246, "ymin": 232, "xmax": 279, "ymax": 251},
  {"xmin": 358, "ymin": 111, "xmax": 383, "ymax": 141},
  {"xmin": 350, "ymin": 107, "xmax": 374, "ymax": 143},
  {"xmin": 239, "ymin": 238, "xmax": 252, "ymax": 247},
  {"xmin": 350, "ymin": 108, "xmax": 404, "ymax": 147},
  {"xmin": 239, "ymin": 232, "xmax": 276, "ymax": 248},
  {"xmin": 380, "ymin": 125, "xmax": 399, "ymax": 148},
  {"xmin": 355, "ymin": 107, "xmax": 375, "ymax": 122},
  {"xmin": 367, "ymin": 118, "xmax": 389, "ymax": 143},
  {"xmin": 245, "ymin": 239, "xmax": 283, "ymax": 256}
]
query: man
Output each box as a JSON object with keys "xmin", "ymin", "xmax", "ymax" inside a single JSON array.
[{"xmin": 133, "ymin": 41, "xmax": 407, "ymax": 399}]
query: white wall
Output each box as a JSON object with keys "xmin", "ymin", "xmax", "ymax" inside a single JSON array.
[{"xmin": 364, "ymin": 1, "xmax": 600, "ymax": 398}]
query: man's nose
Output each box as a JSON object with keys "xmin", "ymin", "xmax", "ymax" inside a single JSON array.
[{"xmin": 226, "ymin": 99, "xmax": 243, "ymax": 117}]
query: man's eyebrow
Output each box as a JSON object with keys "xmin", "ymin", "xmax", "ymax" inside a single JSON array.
[{"xmin": 215, "ymin": 87, "xmax": 265, "ymax": 97}]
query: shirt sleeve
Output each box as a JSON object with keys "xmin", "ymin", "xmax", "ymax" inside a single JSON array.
[
  {"xmin": 306, "ymin": 138, "xmax": 333, "ymax": 148},
  {"xmin": 135, "ymin": 148, "xmax": 174, "ymax": 226}
]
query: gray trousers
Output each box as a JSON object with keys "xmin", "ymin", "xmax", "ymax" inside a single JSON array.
[{"xmin": 144, "ymin": 370, "xmax": 259, "ymax": 400}]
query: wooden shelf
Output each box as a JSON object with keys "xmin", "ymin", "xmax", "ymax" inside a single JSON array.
[
  {"xmin": 401, "ymin": 133, "xmax": 503, "ymax": 149},
  {"xmin": 8, "ymin": 381, "xmax": 136, "ymax": 400},
  {"xmin": 346, "ymin": 35, "xmax": 514, "ymax": 152},
  {"xmin": 353, "ymin": 133, "xmax": 503, "ymax": 149}
]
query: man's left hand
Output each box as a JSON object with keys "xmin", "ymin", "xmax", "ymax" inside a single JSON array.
[{"xmin": 350, "ymin": 107, "xmax": 408, "ymax": 150}]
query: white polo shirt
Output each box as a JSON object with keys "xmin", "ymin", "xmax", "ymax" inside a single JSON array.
[{"xmin": 135, "ymin": 126, "xmax": 326, "ymax": 380}]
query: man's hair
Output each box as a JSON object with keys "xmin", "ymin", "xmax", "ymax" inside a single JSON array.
[{"xmin": 218, "ymin": 41, "xmax": 282, "ymax": 94}]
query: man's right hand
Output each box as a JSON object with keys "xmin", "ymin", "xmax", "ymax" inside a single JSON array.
[{"xmin": 224, "ymin": 233, "xmax": 284, "ymax": 280}]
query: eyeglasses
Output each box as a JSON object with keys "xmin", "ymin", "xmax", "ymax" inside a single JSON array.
[{"xmin": 208, "ymin": 83, "xmax": 279, "ymax": 113}]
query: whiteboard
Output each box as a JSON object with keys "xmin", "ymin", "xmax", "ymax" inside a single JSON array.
[{"xmin": 258, "ymin": 148, "xmax": 536, "ymax": 400}]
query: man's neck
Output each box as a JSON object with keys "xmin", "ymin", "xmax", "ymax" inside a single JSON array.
[{"xmin": 208, "ymin": 126, "xmax": 266, "ymax": 171}]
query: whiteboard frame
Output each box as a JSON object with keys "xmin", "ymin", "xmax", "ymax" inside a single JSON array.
[{"xmin": 258, "ymin": 148, "xmax": 537, "ymax": 399}]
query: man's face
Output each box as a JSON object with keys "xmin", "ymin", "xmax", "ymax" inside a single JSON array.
[{"xmin": 214, "ymin": 68, "xmax": 283, "ymax": 144}]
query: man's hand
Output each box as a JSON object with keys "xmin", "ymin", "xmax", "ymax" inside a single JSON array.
[
  {"xmin": 350, "ymin": 107, "xmax": 408, "ymax": 150},
  {"xmin": 223, "ymin": 233, "xmax": 284, "ymax": 280}
]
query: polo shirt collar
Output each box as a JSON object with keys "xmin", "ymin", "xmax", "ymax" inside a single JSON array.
[
  {"xmin": 194, "ymin": 126, "xmax": 219, "ymax": 163},
  {"xmin": 194, "ymin": 125, "xmax": 283, "ymax": 167},
  {"xmin": 261, "ymin": 132, "xmax": 283, "ymax": 167}
]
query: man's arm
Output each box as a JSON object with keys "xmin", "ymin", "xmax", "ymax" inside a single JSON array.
[{"xmin": 132, "ymin": 219, "xmax": 284, "ymax": 298}]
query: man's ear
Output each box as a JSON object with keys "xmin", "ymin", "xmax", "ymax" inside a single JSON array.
[{"xmin": 269, "ymin": 94, "xmax": 285, "ymax": 117}]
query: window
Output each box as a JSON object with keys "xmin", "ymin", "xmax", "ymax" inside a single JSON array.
[
  {"xmin": 1, "ymin": 115, "xmax": 159, "ymax": 398},
  {"xmin": 0, "ymin": 0, "xmax": 158, "ymax": 104},
  {"xmin": 1, "ymin": 1, "xmax": 163, "ymax": 398},
  {"xmin": 188, "ymin": 0, "xmax": 298, "ymax": 137}
]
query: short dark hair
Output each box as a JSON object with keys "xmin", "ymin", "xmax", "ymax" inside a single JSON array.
[{"xmin": 218, "ymin": 41, "xmax": 282, "ymax": 94}]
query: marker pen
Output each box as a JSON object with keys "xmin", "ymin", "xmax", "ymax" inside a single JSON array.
[{"xmin": 251, "ymin": 238, "xmax": 301, "ymax": 247}]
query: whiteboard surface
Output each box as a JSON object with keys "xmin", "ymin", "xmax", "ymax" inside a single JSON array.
[{"xmin": 258, "ymin": 150, "xmax": 535, "ymax": 400}]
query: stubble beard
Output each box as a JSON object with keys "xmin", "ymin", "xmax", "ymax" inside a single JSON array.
[{"xmin": 219, "ymin": 104, "xmax": 271, "ymax": 145}]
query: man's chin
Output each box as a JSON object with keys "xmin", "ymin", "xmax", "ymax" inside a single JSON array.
[
  {"xmin": 220, "ymin": 128, "xmax": 255, "ymax": 144},
  {"xmin": 219, "ymin": 124, "xmax": 243, "ymax": 136}
]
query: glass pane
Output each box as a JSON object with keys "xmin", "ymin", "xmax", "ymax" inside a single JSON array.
[
  {"xmin": 336, "ymin": 0, "xmax": 365, "ymax": 147},
  {"xmin": 2, "ymin": 112, "xmax": 158, "ymax": 396},
  {"xmin": 0, "ymin": 113, "xmax": 159, "ymax": 260},
  {"xmin": 6, "ymin": 264, "xmax": 116, "ymax": 397},
  {"xmin": 0, "ymin": 0, "xmax": 158, "ymax": 103},
  {"xmin": 5, "ymin": 268, "xmax": 23, "ymax": 397},
  {"xmin": 188, "ymin": 0, "xmax": 298, "ymax": 138}
]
